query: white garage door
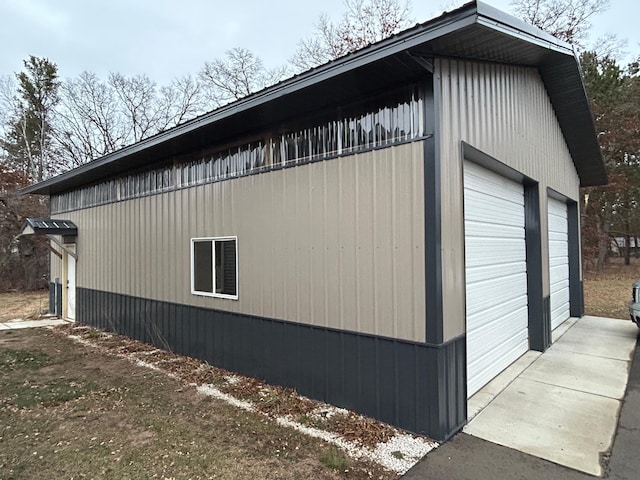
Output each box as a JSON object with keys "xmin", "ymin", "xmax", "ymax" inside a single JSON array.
[
  {"xmin": 464, "ymin": 161, "xmax": 529, "ymax": 398},
  {"xmin": 548, "ymin": 197, "xmax": 570, "ymax": 330}
]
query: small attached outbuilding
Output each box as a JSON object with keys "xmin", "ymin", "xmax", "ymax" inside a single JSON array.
[{"xmin": 21, "ymin": 1, "xmax": 606, "ymax": 441}]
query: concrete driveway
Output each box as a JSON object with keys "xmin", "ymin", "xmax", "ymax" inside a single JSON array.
[{"xmin": 405, "ymin": 316, "xmax": 639, "ymax": 479}]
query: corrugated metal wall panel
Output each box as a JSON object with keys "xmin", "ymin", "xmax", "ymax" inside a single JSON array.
[
  {"xmin": 61, "ymin": 142, "xmax": 426, "ymax": 343},
  {"xmin": 437, "ymin": 58, "xmax": 581, "ymax": 341},
  {"xmin": 50, "ymin": 249, "xmax": 61, "ymax": 281}
]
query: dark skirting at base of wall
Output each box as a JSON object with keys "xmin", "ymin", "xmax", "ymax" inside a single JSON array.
[{"xmin": 76, "ymin": 287, "xmax": 466, "ymax": 441}]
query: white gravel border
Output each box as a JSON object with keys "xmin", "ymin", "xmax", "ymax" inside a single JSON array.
[{"xmin": 66, "ymin": 330, "xmax": 438, "ymax": 475}]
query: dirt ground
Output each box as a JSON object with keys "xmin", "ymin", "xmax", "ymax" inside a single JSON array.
[
  {"xmin": 583, "ymin": 257, "xmax": 640, "ymax": 319},
  {"xmin": 0, "ymin": 290, "xmax": 48, "ymax": 323},
  {"xmin": 0, "ymin": 328, "xmax": 392, "ymax": 480}
]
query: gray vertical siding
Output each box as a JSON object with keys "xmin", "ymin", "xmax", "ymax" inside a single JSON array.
[
  {"xmin": 50, "ymin": 249, "xmax": 61, "ymax": 281},
  {"xmin": 436, "ymin": 58, "xmax": 580, "ymax": 341},
  {"xmin": 60, "ymin": 142, "xmax": 427, "ymax": 343}
]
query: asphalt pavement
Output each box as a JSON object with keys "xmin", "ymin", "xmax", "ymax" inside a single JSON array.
[{"xmin": 403, "ymin": 327, "xmax": 640, "ymax": 480}]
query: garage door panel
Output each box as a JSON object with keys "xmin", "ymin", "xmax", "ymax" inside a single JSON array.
[
  {"xmin": 548, "ymin": 216, "xmax": 568, "ymax": 233},
  {"xmin": 550, "ymin": 282, "xmax": 570, "ymax": 298},
  {"xmin": 465, "ymin": 222, "xmax": 525, "ymax": 239},
  {"xmin": 468, "ymin": 309, "xmax": 528, "ymax": 356},
  {"xmin": 467, "ymin": 296, "xmax": 528, "ymax": 328},
  {"xmin": 548, "ymin": 197, "xmax": 570, "ymax": 330},
  {"xmin": 548, "ymin": 246, "xmax": 568, "ymax": 261},
  {"xmin": 549, "ymin": 229, "xmax": 568, "ymax": 240},
  {"xmin": 551, "ymin": 301, "xmax": 570, "ymax": 321},
  {"xmin": 465, "ymin": 241, "xmax": 526, "ymax": 266},
  {"xmin": 466, "ymin": 277, "xmax": 528, "ymax": 314},
  {"xmin": 464, "ymin": 162, "xmax": 525, "ymax": 198},
  {"xmin": 468, "ymin": 336, "xmax": 529, "ymax": 396},
  {"xmin": 465, "ymin": 262, "xmax": 527, "ymax": 283},
  {"xmin": 549, "ymin": 276, "xmax": 570, "ymax": 294},
  {"xmin": 464, "ymin": 161, "xmax": 529, "ymax": 398},
  {"xmin": 464, "ymin": 194, "xmax": 524, "ymax": 226},
  {"xmin": 464, "ymin": 192, "xmax": 524, "ymax": 217},
  {"xmin": 549, "ymin": 264, "xmax": 569, "ymax": 281},
  {"xmin": 550, "ymin": 288, "xmax": 569, "ymax": 305}
]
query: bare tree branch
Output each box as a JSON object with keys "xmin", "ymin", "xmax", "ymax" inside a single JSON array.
[
  {"xmin": 55, "ymin": 71, "xmax": 207, "ymax": 167},
  {"xmin": 199, "ymin": 47, "xmax": 289, "ymax": 107},
  {"xmin": 55, "ymin": 71, "xmax": 124, "ymax": 167},
  {"xmin": 155, "ymin": 75, "xmax": 205, "ymax": 130},
  {"xmin": 291, "ymin": 0, "xmax": 413, "ymax": 71},
  {"xmin": 510, "ymin": 0, "xmax": 610, "ymax": 46}
]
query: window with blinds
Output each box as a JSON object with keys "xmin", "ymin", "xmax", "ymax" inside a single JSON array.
[{"xmin": 191, "ymin": 237, "xmax": 238, "ymax": 299}]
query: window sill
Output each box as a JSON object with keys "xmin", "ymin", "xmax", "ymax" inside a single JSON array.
[{"xmin": 191, "ymin": 290, "xmax": 238, "ymax": 301}]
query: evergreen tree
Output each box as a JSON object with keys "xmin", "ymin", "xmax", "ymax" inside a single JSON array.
[
  {"xmin": 1, "ymin": 56, "xmax": 60, "ymax": 182},
  {"xmin": 581, "ymin": 51, "xmax": 640, "ymax": 267}
]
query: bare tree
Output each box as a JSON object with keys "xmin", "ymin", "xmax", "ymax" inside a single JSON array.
[
  {"xmin": 55, "ymin": 72, "xmax": 206, "ymax": 166},
  {"xmin": 109, "ymin": 72, "xmax": 160, "ymax": 143},
  {"xmin": 55, "ymin": 71, "xmax": 125, "ymax": 168},
  {"xmin": 510, "ymin": 0, "xmax": 610, "ymax": 45},
  {"xmin": 0, "ymin": 75, "xmax": 16, "ymax": 137},
  {"xmin": 155, "ymin": 75, "xmax": 205, "ymax": 130},
  {"xmin": 590, "ymin": 33, "xmax": 628, "ymax": 61},
  {"xmin": 199, "ymin": 47, "xmax": 289, "ymax": 107},
  {"xmin": 291, "ymin": 0, "xmax": 413, "ymax": 71}
]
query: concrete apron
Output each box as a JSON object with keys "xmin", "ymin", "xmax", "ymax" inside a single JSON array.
[
  {"xmin": 0, "ymin": 318, "xmax": 69, "ymax": 330},
  {"xmin": 464, "ymin": 316, "xmax": 638, "ymax": 477}
]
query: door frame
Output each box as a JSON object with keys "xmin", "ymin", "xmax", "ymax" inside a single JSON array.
[{"xmin": 62, "ymin": 244, "xmax": 76, "ymax": 321}]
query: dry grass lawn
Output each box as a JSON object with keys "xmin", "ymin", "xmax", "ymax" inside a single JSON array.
[
  {"xmin": 0, "ymin": 290, "xmax": 48, "ymax": 323},
  {"xmin": 583, "ymin": 257, "xmax": 640, "ymax": 319},
  {"xmin": 0, "ymin": 328, "xmax": 391, "ymax": 480}
]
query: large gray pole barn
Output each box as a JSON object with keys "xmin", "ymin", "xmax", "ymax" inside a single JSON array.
[{"xmin": 22, "ymin": 1, "xmax": 606, "ymax": 441}]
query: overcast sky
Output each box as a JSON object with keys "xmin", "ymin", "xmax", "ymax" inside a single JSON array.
[{"xmin": 1, "ymin": 0, "xmax": 638, "ymax": 85}]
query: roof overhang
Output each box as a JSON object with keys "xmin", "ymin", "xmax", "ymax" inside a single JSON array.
[
  {"xmin": 20, "ymin": 0, "xmax": 606, "ymax": 195},
  {"xmin": 18, "ymin": 218, "xmax": 78, "ymax": 237}
]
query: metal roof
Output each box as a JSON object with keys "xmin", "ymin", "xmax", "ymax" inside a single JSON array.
[
  {"xmin": 21, "ymin": 0, "xmax": 606, "ymax": 195},
  {"xmin": 18, "ymin": 218, "xmax": 78, "ymax": 237}
]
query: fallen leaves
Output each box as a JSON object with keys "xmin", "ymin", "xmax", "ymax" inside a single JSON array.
[{"xmin": 52, "ymin": 323, "xmax": 436, "ymax": 474}]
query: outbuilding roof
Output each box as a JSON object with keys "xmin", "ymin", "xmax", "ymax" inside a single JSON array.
[
  {"xmin": 18, "ymin": 218, "xmax": 78, "ymax": 237},
  {"xmin": 21, "ymin": 0, "xmax": 606, "ymax": 195}
]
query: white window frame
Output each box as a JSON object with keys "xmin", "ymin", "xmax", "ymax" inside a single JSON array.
[{"xmin": 190, "ymin": 236, "xmax": 238, "ymax": 300}]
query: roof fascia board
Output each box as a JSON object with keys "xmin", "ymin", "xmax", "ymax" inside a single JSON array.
[
  {"xmin": 475, "ymin": 1, "xmax": 573, "ymax": 53},
  {"xmin": 475, "ymin": 15, "xmax": 573, "ymax": 55}
]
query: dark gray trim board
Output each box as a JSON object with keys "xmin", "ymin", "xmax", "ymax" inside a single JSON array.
[
  {"xmin": 567, "ymin": 201, "xmax": 584, "ymax": 317},
  {"xmin": 424, "ymin": 75, "xmax": 443, "ymax": 345},
  {"xmin": 462, "ymin": 142, "xmax": 528, "ymax": 184},
  {"xmin": 524, "ymin": 184, "xmax": 551, "ymax": 351},
  {"xmin": 49, "ymin": 282, "xmax": 55, "ymax": 314},
  {"xmin": 76, "ymin": 287, "xmax": 466, "ymax": 441}
]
